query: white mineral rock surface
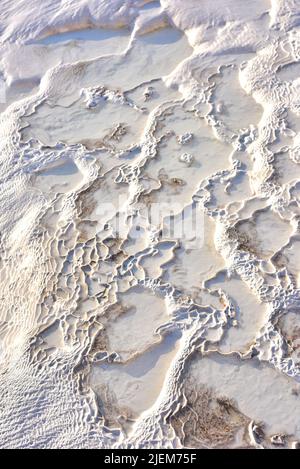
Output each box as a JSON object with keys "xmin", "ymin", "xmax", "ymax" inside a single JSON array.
[{"xmin": 0, "ymin": 0, "xmax": 300, "ymax": 449}]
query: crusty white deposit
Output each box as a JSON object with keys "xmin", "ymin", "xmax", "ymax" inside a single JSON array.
[{"xmin": 0, "ymin": 0, "xmax": 300, "ymax": 449}]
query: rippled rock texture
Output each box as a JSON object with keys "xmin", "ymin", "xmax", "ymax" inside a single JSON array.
[{"xmin": 0, "ymin": 0, "xmax": 300, "ymax": 449}]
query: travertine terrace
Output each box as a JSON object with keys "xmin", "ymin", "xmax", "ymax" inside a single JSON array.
[{"xmin": 0, "ymin": 0, "xmax": 300, "ymax": 449}]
